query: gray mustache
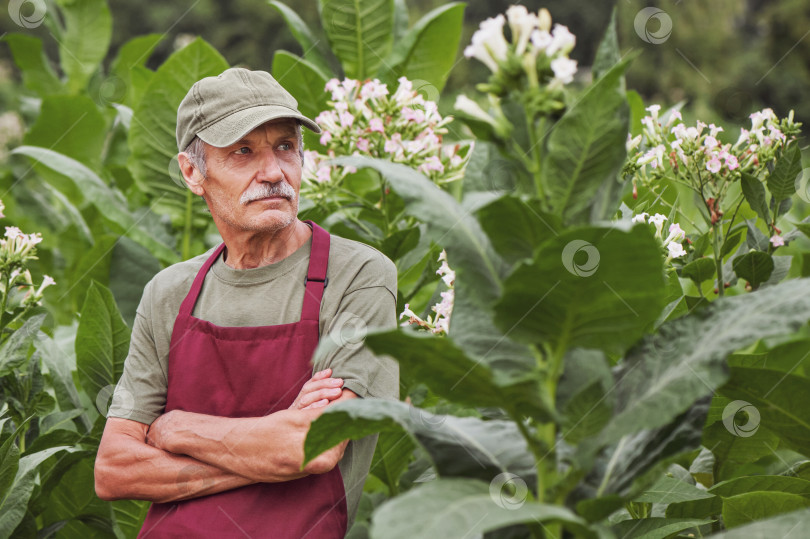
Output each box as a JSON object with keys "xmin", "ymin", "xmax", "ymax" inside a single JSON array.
[{"xmin": 240, "ymin": 182, "xmax": 297, "ymax": 205}]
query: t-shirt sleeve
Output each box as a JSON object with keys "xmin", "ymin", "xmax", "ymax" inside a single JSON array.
[
  {"xmin": 107, "ymin": 280, "xmax": 168, "ymax": 425},
  {"xmin": 317, "ymin": 253, "xmax": 399, "ymax": 400}
]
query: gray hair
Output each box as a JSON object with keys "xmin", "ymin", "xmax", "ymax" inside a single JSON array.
[{"xmin": 182, "ymin": 121, "xmax": 304, "ymax": 182}]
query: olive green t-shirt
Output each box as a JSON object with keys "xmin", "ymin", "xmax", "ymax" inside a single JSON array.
[{"xmin": 107, "ymin": 227, "xmax": 399, "ymax": 529}]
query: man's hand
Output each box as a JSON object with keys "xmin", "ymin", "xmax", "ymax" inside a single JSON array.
[
  {"xmin": 289, "ymin": 368, "xmax": 344, "ymax": 410},
  {"xmin": 146, "ymin": 410, "xmax": 181, "ymax": 452}
]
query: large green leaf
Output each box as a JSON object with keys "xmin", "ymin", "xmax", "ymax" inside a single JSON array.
[
  {"xmin": 370, "ymin": 478, "xmax": 591, "ymax": 539},
  {"xmin": 11, "ymin": 146, "xmax": 179, "ymax": 264},
  {"xmin": 271, "ymin": 51, "xmax": 330, "ymax": 121},
  {"xmin": 733, "ymin": 251, "xmax": 774, "ymax": 289},
  {"xmin": 707, "ymin": 508, "xmax": 810, "ymax": 538},
  {"xmin": 766, "ymin": 142, "xmax": 802, "ymax": 202},
  {"xmin": 495, "ymin": 224, "xmax": 666, "ymax": 354},
  {"xmin": 633, "ymin": 475, "xmax": 715, "ymax": 505},
  {"xmin": 544, "ymin": 58, "xmax": 631, "ymax": 224},
  {"xmin": 318, "ymin": 0, "xmax": 394, "ymax": 79},
  {"xmin": 602, "ymin": 278, "xmax": 810, "ymax": 444},
  {"xmin": 380, "ymin": 3, "xmax": 465, "ymax": 93},
  {"xmin": 592, "ymin": 9, "xmax": 620, "ymax": 81},
  {"xmin": 108, "ymin": 237, "xmax": 161, "ymax": 327},
  {"xmin": 75, "ymin": 281, "xmax": 131, "ymax": 403},
  {"xmin": 304, "ymin": 399, "xmax": 535, "ymax": 484},
  {"xmin": 369, "ymin": 430, "xmax": 414, "ymax": 495},
  {"xmin": 127, "ymin": 38, "xmax": 228, "ymax": 234},
  {"xmin": 611, "ymin": 517, "xmax": 713, "ymax": 539},
  {"xmin": 269, "ymin": 1, "xmax": 332, "ymax": 77},
  {"xmin": 54, "ymin": 0, "xmax": 112, "ymax": 93},
  {"xmin": 23, "ymin": 95, "xmax": 107, "ymax": 171},
  {"xmin": 723, "ymin": 491, "xmax": 810, "ymax": 528},
  {"xmin": 3, "ymin": 34, "xmax": 62, "ymax": 95},
  {"xmin": 0, "ymin": 314, "xmax": 45, "ymax": 377},
  {"xmin": 110, "ymin": 34, "xmax": 163, "ymax": 107},
  {"xmin": 111, "ymin": 499, "xmax": 150, "ymax": 538},
  {"xmin": 701, "ymin": 420, "xmax": 781, "ymax": 482},
  {"xmin": 0, "ymin": 445, "xmax": 75, "ymax": 537},
  {"xmin": 476, "ymin": 194, "xmax": 562, "ymax": 264},
  {"xmin": 363, "ymin": 330, "xmax": 551, "ymax": 421},
  {"xmin": 741, "ymin": 172, "xmax": 771, "ymax": 223},
  {"xmin": 719, "ymin": 367, "xmax": 810, "ymax": 455},
  {"xmin": 332, "ymin": 157, "xmax": 531, "ymax": 370}
]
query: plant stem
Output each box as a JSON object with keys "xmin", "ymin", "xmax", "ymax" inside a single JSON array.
[{"xmin": 713, "ymin": 225, "xmax": 724, "ymax": 297}]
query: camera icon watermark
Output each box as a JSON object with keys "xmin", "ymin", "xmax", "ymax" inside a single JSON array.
[
  {"xmin": 176, "ymin": 464, "xmax": 215, "ymax": 495},
  {"xmin": 326, "ymin": 312, "xmax": 367, "ymax": 351},
  {"xmin": 409, "ymin": 79, "xmax": 440, "ymax": 104},
  {"xmin": 483, "ymin": 159, "xmax": 520, "ymax": 193},
  {"xmin": 634, "ymin": 7, "xmax": 673, "ymax": 45},
  {"xmin": 408, "ymin": 404, "xmax": 446, "ymax": 431},
  {"xmin": 489, "ymin": 472, "xmax": 528, "ymax": 510},
  {"xmin": 561, "ymin": 240, "xmax": 600, "ymax": 277},
  {"xmin": 8, "ymin": 0, "xmax": 46, "ymax": 28},
  {"xmin": 722, "ymin": 400, "xmax": 760, "ymax": 437},
  {"xmin": 794, "ymin": 168, "xmax": 810, "ymax": 203},
  {"xmin": 92, "ymin": 75, "xmax": 128, "ymax": 107},
  {"xmin": 96, "ymin": 384, "xmax": 135, "ymax": 418}
]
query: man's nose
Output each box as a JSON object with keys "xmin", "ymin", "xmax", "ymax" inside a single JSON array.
[{"xmin": 255, "ymin": 148, "xmax": 284, "ymax": 182}]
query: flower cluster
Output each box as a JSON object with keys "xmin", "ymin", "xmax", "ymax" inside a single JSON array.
[
  {"xmin": 627, "ymin": 105, "xmax": 799, "ymax": 185},
  {"xmin": 632, "ymin": 212, "xmax": 687, "ymax": 261},
  {"xmin": 456, "ymin": 5, "xmax": 578, "ymax": 127},
  {"xmin": 0, "ymin": 203, "xmax": 55, "ymax": 308},
  {"xmin": 302, "ymin": 77, "xmax": 470, "ymax": 197},
  {"xmin": 399, "ymin": 250, "xmax": 455, "ymax": 335}
]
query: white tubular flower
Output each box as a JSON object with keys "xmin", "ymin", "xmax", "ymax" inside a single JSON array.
[
  {"xmin": 663, "ymin": 223, "xmax": 686, "ymax": 245},
  {"xmin": 465, "ymin": 14, "xmax": 508, "ymax": 73},
  {"xmin": 550, "ymin": 57, "xmax": 577, "ymax": 84},
  {"xmin": 546, "ymin": 24, "xmax": 576, "ymax": 56},
  {"xmin": 770, "ymin": 235, "xmax": 785, "ymax": 247},
  {"xmin": 645, "ymin": 104, "xmax": 661, "ymax": 121},
  {"xmin": 530, "ymin": 29, "xmax": 552, "ymax": 53},
  {"xmin": 649, "ymin": 213, "xmax": 668, "ymax": 238},
  {"xmin": 666, "ymin": 241, "xmax": 687, "ymax": 259},
  {"xmin": 506, "ymin": 5, "xmax": 539, "ymax": 55},
  {"xmin": 632, "ymin": 212, "xmax": 649, "ymax": 224},
  {"xmin": 454, "ymin": 95, "xmax": 499, "ymax": 129},
  {"xmin": 537, "ymin": 8, "xmax": 552, "ymax": 31},
  {"xmin": 626, "ymin": 134, "xmax": 642, "ymax": 152},
  {"xmin": 392, "ymin": 77, "xmax": 414, "ymax": 104}
]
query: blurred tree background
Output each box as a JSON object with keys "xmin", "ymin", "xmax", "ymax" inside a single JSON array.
[{"xmin": 1, "ymin": 0, "xmax": 808, "ymax": 131}]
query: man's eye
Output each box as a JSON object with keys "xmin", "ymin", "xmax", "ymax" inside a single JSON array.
[
  {"xmin": 235, "ymin": 147, "xmax": 250, "ymax": 155},
  {"xmin": 278, "ymin": 142, "xmax": 292, "ymax": 151}
]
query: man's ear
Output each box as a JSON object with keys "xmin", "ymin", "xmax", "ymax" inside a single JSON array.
[{"xmin": 177, "ymin": 152, "xmax": 205, "ymax": 196}]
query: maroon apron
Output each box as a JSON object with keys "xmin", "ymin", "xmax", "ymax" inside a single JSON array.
[{"xmin": 139, "ymin": 221, "xmax": 347, "ymax": 538}]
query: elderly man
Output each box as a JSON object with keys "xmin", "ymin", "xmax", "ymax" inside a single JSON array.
[{"xmin": 94, "ymin": 67, "xmax": 399, "ymax": 538}]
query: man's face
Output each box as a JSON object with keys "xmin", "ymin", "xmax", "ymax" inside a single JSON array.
[{"xmin": 187, "ymin": 119, "xmax": 302, "ymax": 234}]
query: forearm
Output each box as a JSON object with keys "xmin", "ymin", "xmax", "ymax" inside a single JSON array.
[
  {"xmin": 151, "ymin": 392, "xmax": 356, "ymax": 482},
  {"xmin": 152, "ymin": 409, "xmax": 316, "ymax": 482},
  {"xmin": 96, "ymin": 422, "xmax": 255, "ymax": 503}
]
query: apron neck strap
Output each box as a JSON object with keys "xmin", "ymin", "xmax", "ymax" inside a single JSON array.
[
  {"xmin": 177, "ymin": 221, "xmax": 330, "ymax": 321},
  {"xmin": 301, "ymin": 220, "xmax": 330, "ymax": 321}
]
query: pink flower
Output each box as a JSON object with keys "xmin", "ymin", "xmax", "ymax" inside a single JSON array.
[
  {"xmin": 402, "ymin": 107, "xmax": 426, "ymax": 123},
  {"xmin": 356, "ymin": 137, "xmax": 370, "ymax": 152},
  {"xmin": 360, "ymin": 79, "xmax": 388, "ymax": 100},
  {"xmin": 706, "ymin": 157, "xmax": 722, "ymax": 174},
  {"xmin": 369, "ymin": 118, "xmax": 384, "ymax": 133},
  {"xmin": 339, "ymin": 111, "xmax": 354, "ymax": 128},
  {"xmin": 725, "ymin": 154, "xmax": 739, "ymax": 170},
  {"xmin": 319, "ymin": 131, "xmax": 332, "ymax": 145},
  {"xmin": 315, "ymin": 166, "xmax": 332, "ymax": 183},
  {"xmin": 770, "ymin": 235, "xmax": 785, "ymax": 247},
  {"xmin": 419, "ymin": 156, "xmax": 444, "ymax": 174},
  {"xmin": 384, "ymin": 133, "xmax": 402, "ymax": 155},
  {"xmin": 704, "ymin": 136, "xmax": 718, "ymax": 149}
]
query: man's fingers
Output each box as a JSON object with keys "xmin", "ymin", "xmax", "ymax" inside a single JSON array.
[
  {"xmin": 302, "ymin": 399, "xmax": 330, "ymax": 410},
  {"xmin": 301, "ymin": 377, "xmax": 343, "ymax": 394},
  {"xmin": 300, "ymin": 387, "xmax": 343, "ymax": 407}
]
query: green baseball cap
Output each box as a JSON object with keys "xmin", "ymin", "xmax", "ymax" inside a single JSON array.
[{"xmin": 176, "ymin": 67, "xmax": 321, "ymax": 152}]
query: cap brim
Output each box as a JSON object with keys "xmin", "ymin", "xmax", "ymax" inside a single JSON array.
[{"xmin": 196, "ymin": 104, "xmax": 321, "ymax": 148}]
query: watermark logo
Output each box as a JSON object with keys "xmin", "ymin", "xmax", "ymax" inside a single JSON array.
[
  {"xmin": 409, "ymin": 79, "xmax": 440, "ymax": 104},
  {"xmin": 408, "ymin": 405, "xmax": 446, "ymax": 431},
  {"xmin": 326, "ymin": 311, "xmax": 367, "ymax": 351},
  {"xmin": 794, "ymin": 168, "xmax": 810, "ymax": 203},
  {"xmin": 722, "ymin": 400, "xmax": 760, "ymax": 437},
  {"xmin": 713, "ymin": 86, "xmax": 755, "ymax": 124},
  {"xmin": 489, "ymin": 472, "xmax": 528, "ymax": 510},
  {"xmin": 562, "ymin": 240, "xmax": 600, "ymax": 277},
  {"xmin": 9, "ymin": 0, "xmax": 46, "ymax": 28},
  {"xmin": 484, "ymin": 159, "xmax": 520, "ymax": 192},
  {"xmin": 92, "ymin": 75, "xmax": 128, "ymax": 107},
  {"xmin": 176, "ymin": 464, "xmax": 215, "ymax": 495},
  {"xmin": 96, "ymin": 384, "xmax": 134, "ymax": 418},
  {"xmin": 634, "ymin": 7, "xmax": 673, "ymax": 45}
]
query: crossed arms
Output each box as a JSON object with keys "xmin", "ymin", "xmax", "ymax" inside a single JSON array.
[{"xmin": 94, "ymin": 369, "xmax": 353, "ymax": 503}]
